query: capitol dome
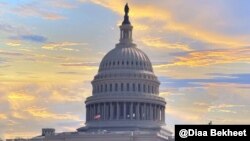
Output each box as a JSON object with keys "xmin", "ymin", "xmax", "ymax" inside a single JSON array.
[
  {"xmin": 98, "ymin": 45, "xmax": 153, "ymax": 72},
  {"xmin": 78, "ymin": 4, "xmax": 169, "ymax": 134}
]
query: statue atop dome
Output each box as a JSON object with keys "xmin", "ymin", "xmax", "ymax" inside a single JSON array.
[
  {"xmin": 122, "ymin": 3, "xmax": 130, "ymax": 25},
  {"xmin": 125, "ymin": 3, "xmax": 129, "ymax": 15}
]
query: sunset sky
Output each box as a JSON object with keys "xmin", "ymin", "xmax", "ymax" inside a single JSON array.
[{"xmin": 0, "ymin": 0, "xmax": 250, "ymax": 139}]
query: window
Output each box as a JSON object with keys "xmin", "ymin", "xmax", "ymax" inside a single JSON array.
[
  {"xmin": 138, "ymin": 84, "xmax": 141, "ymax": 92},
  {"xmin": 133, "ymin": 83, "xmax": 136, "ymax": 92},
  {"xmin": 148, "ymin": 85, "xmax": 150, "ymax": 93},
  {"xmin": 127, "ymin": 61, "xmax": 129, "ymax": 65},
  {"xmin": 122, "ymin": 61, "xmax": 124, "ymax": 65},
  {"xmin": 101, "ymin": 85, "xmax": 103, "ymax": 92},
  {"xmin": 127, "ymin": 83, "xmax": 130, "ymax": 91},
  {"xmin": 110, "ymin": 84, "xmax": 112, "ymax": 92},
  {"xmin": 105, "ymin": 84, "xmax": 107, "ymax": 92},
  {"xmin": 115, "ymin": 83, "xmax": 118, "ymax": 91},
  {"xmin": 121, "ymin": 83, "xmax": 124, "ymax": 91},
  {"xmin": 143, "ymin": 84, "xmax": 146, "ymax": 92}
]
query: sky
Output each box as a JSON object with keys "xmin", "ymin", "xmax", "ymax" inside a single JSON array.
[{"xmin": 0, "ymin": 0, "xmax": 250, "ymax": 139}]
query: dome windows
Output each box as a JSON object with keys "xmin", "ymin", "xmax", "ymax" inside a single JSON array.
[{"xmin": 93, "ymin": 82, "xmax": 158, "ymax": 95}]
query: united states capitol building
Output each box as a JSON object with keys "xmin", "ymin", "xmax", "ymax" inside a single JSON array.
[{"xmin": 7, "ymin": 4, "xmax": 174, "ymax": 141}]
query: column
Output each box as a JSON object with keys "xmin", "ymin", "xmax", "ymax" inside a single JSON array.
[
  {"xmin": 163, "ymin": 106, "xmax": 165, "ymax": 122},
  {"xmin": 90, "ymin": 105, "xmax": 93, "ymax": 120},
  {"xmin": 153, "ymin": 104, "xmax": 156, "ymax": 120},
  {"xmin": 150, "ymin": 104, "xmax": 153, "ymax": 120},
  {"xmin": 110, "ymin": 102, "xmax": 113, "ymax": 120},
  {"xmin": 86, "ymin": 105, "xmax": 88, "ymax": 121},
  {"xmin": 157, "ymin": 106, "xmax": 160, "ymax": 121},
  {"xmin": 88, "ymin": 106, "xmax": 91, "ymax": 121},
  {"xmin": 130, "ymin": 102, "xmax": 133, "ymax": 120},
  {"xmin": 98, "ymin": 103, "xmax": 100, "ymax": 114},
  {"xmin": 93, "ymin": 104, "xmax": 95, "ymax": 120},
  {"xmin": 158, "ymin": 105, "xmax": 161, "ymax": 121},
  {"xmin": 123, "ymin": 102, "xmax": 126, "ymax": 119},
  {"xmin": 136, "ymin": 102, "xmax": 140, "ymax": 120},
  {"xmin": 143, "ymin": 103, "xmax": 146, "ymax": 120},
  {"xmin": 117, "ymin": 102, "xmax": 120, "ymax": 120},
  {"xmin": 103, "ymin": 103, "xmax": 106, "ymax": 120},
  {"xmin": 155, "ymin": 105, "xmax": 158, "ymax": 121}
]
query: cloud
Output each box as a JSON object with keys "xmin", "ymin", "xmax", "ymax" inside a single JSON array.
[
  {"xmin": 0, "ymin": 114, "xmax": 7, "ymax": 120},
  {"xmin": 89, "ymin": 0, "xmax": 249, "ymax": 47},
  {"xmin": 57, "ymin": 71, "xmax": 83, "ymax": 75},
  {"xmin": 0, "ymin": 50, "xmax": 24, "ymax": 56},
  {"xmin": 25, "ymin": 107, "xmax": 80, "ymax": 120},
  {"xmin": 141, "ymin": 37, "xmax": 192, "ymax": 51},
  {"xmin": 61, "ymin": 62, "xmax": 98, "ymax": 67},
  {"xmin": 44, "ymin": 0, "xmax": 78, "ymax": 9},
  {"xmin": 7, "ymin": 92, "xmax": 35, "ymax": 110},
  {"xmin": 42, "ymin": 42, "xmax": 86, "ymax": 51},
  {"xmin": 154, "ymin": 47, "xmax": 250, "ymax": 67},
  {"xmin": 10, "ymin": 34, "xmax": 47, "ymax": 43},
  {"xmin": 159, "ymin": 73, "xmax": 250, "ymax": 89},
  {"xmin": 13, "ymin": 3, "xmax": 65, "ymax": 20},
  {"xmin": 49, "ymin": 90, "xmax": 83, "ymax": 103},
  {"xmin": 0, "ymin": 23, "xmax": 29, "ymax": 35},
  {"xmin": 208, "ymin": 104, "xmax": 245, "ymax": 114},
  {"xmin": 6, "ymin": 42, "xmax": 21, "ymax": 47}
]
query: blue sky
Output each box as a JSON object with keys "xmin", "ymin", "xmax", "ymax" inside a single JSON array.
[{"xmin": 0, "ymin": 0, "xmax": 250, "ymax": 139}]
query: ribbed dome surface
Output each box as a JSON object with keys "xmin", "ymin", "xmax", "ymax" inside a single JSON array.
[{"xmin": 99, "ymin": 46, "xmax": 153, "ymax": 72}]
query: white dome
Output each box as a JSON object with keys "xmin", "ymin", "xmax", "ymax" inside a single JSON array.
[
  {"xmin": 83, "ymin": 4, "xmax": 166, "ymax": 132},
  {"xmin": 99, "ymin": 45, "xmax": 153, "ymax": 72}
]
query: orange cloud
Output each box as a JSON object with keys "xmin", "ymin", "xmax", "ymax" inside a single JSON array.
[
  {"xmin": 0, "ymin": 114, "xmax": 7, "ymax": 120},
  {"xmin": 90, "ymin": 0, "xmax": 249, "ymax": 47},
  {"xmin": 6, "ymin": 42, "xmax": 21, "ymax": 47},
  {"xmin": 141, "ymin": 37, "xmax": 192, "ymax": 51},
  {"xmin": 7, "ymin": 92, "xmax": 35, "ymax": 110},
  {"xmin": 49, "ymin": 90, "xmax": 83, "ymax": 103},
  {"xmin": 154, "ymin": 48, "xmax": 250, "ymax": 67},
  {"xmin": 42, "ymin": 42, "xmax": 87, "ymax": 51},
  {"xmin": 25, "ymin": 107, "xmax": 80, "ymax": 120}
]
